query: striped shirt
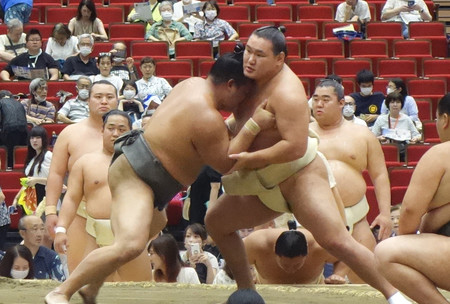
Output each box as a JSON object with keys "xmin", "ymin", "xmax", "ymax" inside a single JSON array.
[
  {"xmin": 21, "ymin": 99, "xmax": 56, "ymax": 121},
  {"xmin": 58, "ymin": 97, "xmax": 89, "ymax": 122}
]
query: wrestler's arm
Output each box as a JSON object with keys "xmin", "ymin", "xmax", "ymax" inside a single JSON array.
[
  {"xmin": 242, "ymin": 233, "xmax": 261, "ymax": 267},
  {"xmin": 53, "ymin": 157, "xmax": 85, "ymax": 254},
  {"xmin": 399, "ymin": 148, "xmax": 444, "ymax": 235},
  {"xmin": 366, "ymin": 133, "xmax": 392, "ymax": 240},
  {"xmin": 420, "ymin": 203, "xmax": 450, "ymax": 233},
  {"xmin": 45, "ymin": 129, "xmax": 71, "ymax": 238},
  {"xmin": 230, "ymin": 92, "xmax": 310, "ymax": 169}
]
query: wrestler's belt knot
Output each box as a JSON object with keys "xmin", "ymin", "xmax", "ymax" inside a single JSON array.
[{"xmin": 115, "ymin": 129, "xmax": 143, "ymax": 147}]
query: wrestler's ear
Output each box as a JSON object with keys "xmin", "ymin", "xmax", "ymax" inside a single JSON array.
[
  {"xmin": 276, "ymin": 51, "xmax": 285, "ymax": 65},
  {"xmin": 442, "ymin": 113, "xmax": 450, "ymax": 129},
  {"xmin": 226, "ymin": 79, "xmax": 236, "ymax": 90}
]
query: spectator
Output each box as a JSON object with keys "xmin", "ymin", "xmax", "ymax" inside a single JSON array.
[
  {"xmin": 127, "ymin": 0, "xmax": 162, "ymax": 31},
  {"xmin": 132, "ymin": 110, "xmax": 155, "ymax": 129},
  {"xmin": 89, "ymin": 53, "xmax": 123, "ymax": 93},
  {"xmin": 0, "ymin": 18, "xmax": 27, "ymax": 63},
  {"xmin": 0, "ymin": 187, "xmax": 10, "ymax": 251},
  {"xmin": 57, "ymin": 76, "xmax": 91, "ymax": 123},
  {"xmin": 381, "ymin": 0, "xmax": 431, "ymax": 38},
  {"xmin": 342, "ymin": 95, "xmax": 367, "ymax": 126},
  {"xmin": 21, "ymin": 78, "xmax": 56, "ymax": 125},
  {"xmin": 136, "ymin": 56, "xmax": 172, "ymax": 103},
  {"xmin": 118, "ymin": 80, "xmax": 143, "ymax": 124},
  {"xmin": 45, "ymin": 23, "xmax": 79, "ymax": 70},
  {"xmin": 110, "ymin": 42, "xmax": 139, "ymax": 81},
  {"xmin": 145, "ymin": 1, "xmax": 193, "ymax": 57},
  {"xmin": 0, "ymin": 245, "xmax": 34, "ymax": 279},
  {"xmin": 335, "ymin": 0, "xmax": 371, "ymax": 23},
  {"xmin": 0, "ymin": 28, "xmax": 59, "ymax": 81},
  {"xmin": 18, "ymin": 215, "xmax": 66, "ymax": 281},
  {"xmin": 390, "ymin": 204, "xmax": 401, "ymax": 236},
  {"xmin": 350, "ymin": 69, "xmax": 385, "ymax": 127},
  {"xmin": 68, "ymin": 0, "xmax": 108, "ymax": 41},
  {"xmin": 173, "ymin": 0, "xmax": 203, "ymax": 34},
  {"xmin": 148, "ymin": 234, "xmax": 200, "ymax": 284},
  {"xmin": 61, "ymin": 33, "xmax": 99, "ymax": 81},
  {"xmin": 0, "ymin": 90, "xmax": 28, "ymax": 170},
  {"xmin": 194, "ymin": 0, "xmax": 238, "ymax": 55},
  {"xmin": 381, "ymin": 78, "xmax": 419, "ymax": 123},
  {"xmin": 1, "ymin": 0, "xmax": 32, "ymax": 24},
  {"xmin": 180, "ymin": 223, "xmax": 219, "ymax": 284}
]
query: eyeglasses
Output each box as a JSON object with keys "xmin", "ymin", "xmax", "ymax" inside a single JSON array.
[
  {"xmin": 22, "ymin": 227, "xmax": 46, "ymax": 234},
  {"xmin": 99, "ymin": 52, "xmax": 111, "ymax": 57}
]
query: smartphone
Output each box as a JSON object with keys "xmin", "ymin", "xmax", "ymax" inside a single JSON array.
[
  {"xmin": 408, "ymin": 0, "xmax": 415, "ymax": 7},
  {"xmin": 190, "ymin": 243, "xmax": 200, "ymax": 256},
  {"xmin": 8, "ymin": 205, "xmax": 17, "ymax": 215}
]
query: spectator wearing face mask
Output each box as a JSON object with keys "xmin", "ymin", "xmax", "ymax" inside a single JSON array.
[
  {"xmin": 57, "ymin": 76, "xmax": 92, "ymax": 124},
  {"xmin": 110, "ymin": 42, "xmax": 139, "ymax": 82},
  {"xmin": 118, "ymin": 80, "xmax": 144, "ymax": 124},
  {"xmin": 349, "ymin": 69, "xmax": 385, "ymax": 127},
  {"xmin": 342, "ymin": 95, "xmax": 367, "ymax": 126},
  {"xmin": 0, "ymin": 245, "xmax": 34, "ymax": 280},
  {"xmin": 61, "ymin": 33, "xmax": 99, "ymax": 81}
]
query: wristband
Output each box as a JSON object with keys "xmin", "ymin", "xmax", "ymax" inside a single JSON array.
[
  {"xmin": 54, "ymin": 227, "xmax": 67, "ymax": 234},
  {"xmin": 244, "ymin": 118, "xmax": 261, "ymax": 136},
  {"xmin": 45, "ymin": 205, "xmax": 57, "ymax": 216}
]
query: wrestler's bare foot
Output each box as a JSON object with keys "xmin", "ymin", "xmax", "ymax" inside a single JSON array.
[
  {"xmin": 44, "ymin": 289, "xmax": 69, "ymax": 304},
  {"xmin": 78, "ymin": 286, "xmax": 97, "ymax": 304}
]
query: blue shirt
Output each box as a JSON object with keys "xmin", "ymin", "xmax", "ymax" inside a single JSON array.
[{"xmin": 33, "ymin": 246, "xmax": 66, "ymax": 282}]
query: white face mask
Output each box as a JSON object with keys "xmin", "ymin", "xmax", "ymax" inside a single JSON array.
[
  {"xmin": 78, "ymin": 89, "xmax": 89, "ymax": 100},
  {"xmin": 386, "ymin": 87, "xmax": 395, "ymax": 95},
  {"xmin": 161, "ymin": 11, "xmax": 173, "ymax": 21},
  {"xmin": 10, "ymin": 269, "xmax": 29, "ymax": 279},
  {"xmin": 123, "ymin": 90, "xmax": 136, "ymax": 100},
  {"xmin": 34, "ymin": 94, "xmax": 46, "ymax": 103},
  {"xmin": 360, "ymin": 87, "xmax": 373, "ymax": 96},
  {"xmin": 205, "ymin": 10, "xmax": 217, "ymax": 20},
  {"xmin": 79, "ymin": 46, "xmax": 92, "ymax": 57},
  {"xmin": 342, "ymin": 104, "xmax": 355, "ymax": 117}
]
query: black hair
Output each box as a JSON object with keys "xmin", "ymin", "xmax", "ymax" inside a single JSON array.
[
  {"xmin": 202, "ymin": 0, "xmax": 220, "ymax": 15},
  {"xmin": 140, "ymin": 56, "xmax": 156, "ymax": 66},
  {"xmin": 325, "ymin": 74, "xmax": 343, "ymax": 84},
  {"xmin": 209, "ymin": 44, "xmax": 250, "ymax": 87},
  {"xmin": 76, "ymin": 0, "xmax": 97, "ymax": 22},
  {"xmin": 275, "ymin": 230, "xmax": 308, "ymax": 258},
  {"xmin": 97, "ymin": 53, "xmax": 112, "ymax": 64},
  {"xmin": 316, "ymin": 78, "xmax": 345, "ymax": 101},
  {"xmin": 148, "ymin": 234, "xmax": 183, "ymax": 283},
  {"xmin": 227, "ymin": 289, "xmax": 265, "ymax": 304},
  {"xmin": 90, "ymin": 80, "xmax": 118, "ymax": 98},
  {"xmin": 356, "ymin": 69, "xmax": 374, "ymax": 85},
  {"xmin": 385, "ymin": 91, "xmax": 404, "ymax": 109},
  {"xmin": 437, "ymin": 93, "xmax": 450, "ymax": 116},
  {"xmin": 184, "ymin": 223, "xmax": 208, "ymax": 241},
  {"xmin": 389, "ymin": 78, "xmax": 408, "ymax": 102},
  {"xmin": 24, "ymin": 126, "xmax": 48, "ymax": 176},
  {"xmin": 120, "ymin": 80, "xmax": 138, "ymax": 95},
  {"xmin": 0, "ymin": 245, "xmax": 34, "ymax": 279},
  {"xmin": 251, "ymin": 26, "xmax": 287, "ymax": 57},
  {"xmin": 26, "ymin": 28, "xmax": 41, "ymax": 42},
  {"xmin": 102, "ymin": 109, "xmax": 132, "ymax": 130}
]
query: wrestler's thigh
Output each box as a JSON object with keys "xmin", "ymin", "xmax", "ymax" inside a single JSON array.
[
  {"xmin": 109, "ymin": 155, "xmax": 155, "ymax": 247},
  {"xmin": 82, "ymin": 234, "xmax": 100, "ymax": 259},
  {"xmin": 352, "ymin": 218, "xmax": 377, "ymax": 251},
  {"xmin": 280, "ymin": 157, "xmax": 348, "ymax": 243},
  {"xmin": 149, "ymin": 209, "xmax": 167, "ymax": 241},
  {"xmin": 206, "ymin": 194, "xmax": 280, "ymax": 233},
  {"xmin": 377, "ymin": 234, "xmax": 450, "ymax": 290},
  {"xmin": 66, "ymin": 216, "xmax": 88, "ymax": 273}
]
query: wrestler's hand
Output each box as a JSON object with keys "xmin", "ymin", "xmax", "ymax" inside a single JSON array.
[
  {"xmin": 45, "ymin": 214, "xmax": 58, "ymax": 240},
  {"xmin": 54, "ymin": 231, "xmax": 68, "ymax": 254},
  {"xmin": 324, "ymin": 274, "xmax": 346, "ymax": 285},
  {"xmin": 370, "ymin": 213, "xmax": 392, "ymax": 241},
  {"xmin": 252, "ymin": 99, "xmax": 275, "ymax": 131},
  {"xmin": 228, "ymin": 152, "xmax": 266, "ymax": 172}
]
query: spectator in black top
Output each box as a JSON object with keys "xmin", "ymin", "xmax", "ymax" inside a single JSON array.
[{"xmin": 61, "ymin": 33, "xmax": 99, "ymax": 81}]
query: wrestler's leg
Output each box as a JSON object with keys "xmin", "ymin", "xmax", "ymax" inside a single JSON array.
[
  {"xmin": 205, "ymin": 194, "xmax": 281, "ymax": 290},
  {"xmin": 280, "ymin": 156, "xmax": 398, "ymax": 299},
  {"xmin": 66, "ymin": 215, "xmax": 88, "ymax": 273},
  {"xmin": 45, "ymin": 155, "xmax": 156, "ymax": 304},
  {"xmin": 375, "ymin": 234, "xmax": 450, "ymax": 304}
]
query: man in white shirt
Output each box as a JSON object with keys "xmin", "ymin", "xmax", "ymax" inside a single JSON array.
[
  {"xmin": 335, "ymin": 0, "xmax": 371, "ymax": 23},
  {"xmin": 0, "ymin": 18, "xmax": 27, "ymax": 62}
]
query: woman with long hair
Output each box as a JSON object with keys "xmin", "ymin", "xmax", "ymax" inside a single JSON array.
[
  {"xmin": 148, "ymin": 234, "xmax": 200, "ymax": 283},
  {"xmin": 68, "ymin": 0, "xmax": 108, "ymax": 41},
  {"xmin": 0, "ymin": 245, "xmax": 34, "ymax": 279}
]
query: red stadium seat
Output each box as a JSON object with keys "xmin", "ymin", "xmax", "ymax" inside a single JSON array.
[
  {"xmin": 219, "ymin": 5, "xmax": 250, "ymax": 28},
  {"xmin": 96, "ymin": 6, "xmax": 124, "ymax": 27},
  {"xmin": 422, "ymin": 120, "xmax": 441, "ymax": 143},
  {"xmin": 0, "ymin": 171, "xmax": 23, "ymax": 189},
  {"xmin": 422, "ymin": 58, "xmax": 450, "ymax": 89},
  {"xmin": 237, "ymin": 21, "xmax": 274, "ymax": 39},
  {"xmin": 405, "ymin": 143, "xmax": 434, "ymax": 166},
  {"xmin": 198, "ymin": 59, "xmax": 216, "ymax": 78},
  {"xmin": 332, "ymin": 58, "xmax": 372, "ymax": 79},
  {"xmin": 13, "ymin": 146, "xmax": 27, "ymax": 170},
  {"xmin": 389, "ymin": 166, "xmax": 414, "ymax": 205},
  {"xmin": 45, "ymin": 6, "xmax": 77, "ymax": 23},
  {"xmin": 377, "ymin": 58, "xmax": 417, "ymax": 80},
  {"xmin": 92, "ymin": 41, "xmax": 115, "ymax": 58},
  {"xmin": 24, "ymin": 24, "xmax": 55, "ymax": 40},
  {"xmin": 109, "ymin": 23, "xmax": 146, "ymax": 51},
  {"xmin": 407, "ymin": 78, "xmax": 447, "ymax": 118},
  {"xmin": 366, "ymin": 22, "xmax": 403, "ymax": 57},
  {"xmin": 409, "ymin": 21, "xmax": 447, "ymax": 58},
  {"xmin": 175, "ymin": 41, "xmax": 213, "ymax": 76},
  {"xmin": 416, "ymin": 98, "xmax": 432, "ymax": 121},
  {"xmin": 288, "ymin": 58, "xmax": 327, "ymax": 93},
  {"xmin": 297, "ymin": 4, "xmax": 334, "ymax": 37},
  {"xmin": 349, "ymin": 39, "xmax": 388, "ymax": 75},
  {"xmin": 305, "ymin": 40, "xmax": 344, "ymax": 74},
  {"xmin": 322, "ymin": 21, "xmax": 360, "ymax": 40},
  {"xmin": 256, "ymin": 4, "xmax": 293, "ymax": 25},
  {"xmin": 393, "ymin": 39, "xmax": 432, "ymax": 75},
  {"xmin": 131, "ymin": 41, "xmax": 169, "ymax": 60},
  {"xmin": 42, "ymin": 123, "xmax": 69, "ymax": 141},
  {"xmin": 155, "ymin": 59, "xmax": 193, "ymax": 85},
  {"xmin": 381, "ymin": 143, "xmax": 403, "ymax": 168},
  {"xmin": 282, "ymin": 21, "xmax": 318, "ymax": 57},
  {"xmin": 0, "ymin": 146, "xmax": 6, "ymax": 171}
]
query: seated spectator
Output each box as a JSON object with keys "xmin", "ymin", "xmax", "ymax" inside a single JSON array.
[
  {"xmin": 132, "ymin": 109, "xmax": 156, "ymax": 129},
  {"xmin": 381, "ymin": 0, "xmax": 431, "ymax": 38},
  {"xmin": 89, "ymin": 53, "xmax": 123, "ymax": 93},
  {"xmin": 0, "ymin": 28, "xmax": 59, "ymax": 81},
  {"xmin": 335, "ymin": 0, "xmax": 371, "ymax": 23},
  {"xmin": 21, "ymin": 78, "xmax": 56, "ymax": 125},
  {"xmin": 381, "ymin": 78, "xmax": 419, "ymax": 123},
  {"xmin": 0, "ymin": 18, "xmax": 27, "ymax": 63},
  {"xmin": 390, "ymin": 204, "xmax": 401, "ymax": 236},
  {"xmin": 57, "ymin": 76, "xmax": 92, "ymax": 123},
  {"xmin": 194, "ymin": 0, "xmax": 238, "ymax": 55},
  {"xmin": 127, "ymin": 0, "xmax": 162, "ymax": 31},
  {"xmin": 173, "ymin": 0, "xmax": 203, "ymax": 33},
  {"xmin": 1, "ymin": 0, "xmax": 32, "ymax": 24},
  {"xmin": 372, "ymin": 91, "xmax": 421, "ymax": 159},
  {"xmin": 148, "ymin": 234, "xmax": 200, "ymax": 284},
  {"xmin": 0, "ymin": 187, "xmax": 10, "ymax": 251},
  {"xmin": 180, "ymin": 223, "xmax": 219, "ymax": 284},
  {"xmin": 68, "ymin": 0, "xmax": 108, "ymax": 41},
  {"xmin": 18, "ymin": 215, "xmax": 66, "ymax": 281},
  {"xmin": 118, "ymin": 80, "xmax": 144, "ymax": 124},
  {"xmin": 343, "ymin": 95, "xmax": 367, "ymax": 126},
  {"xmin": 61, "ymin": 33, "xmax": 99, "ymax": 81},
  {"xmin": 145, "ymin": 1, "xmax": 193, "ymax": 57},
  {"xmin": 0, "ymin": 245, "xmax": 34, "ymax": 279},
  {"xmin": 0, "ymin": 90, "xmax": 28, "ymax": 170},
  {"xmin": 136, "ymin": 57, "xmax": 172, "ymax": 103},
  {"xmin": 110, "ymin": 42, "xmax": 139, "ymax": 81},
  {"xmin": 45, "ymin": 23, "xmax": 79, "ymax": 70},
  {"xmin": 350, "ymin": 69, "xmax": 385, "ymax": 127}
]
